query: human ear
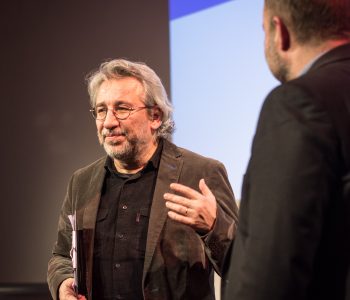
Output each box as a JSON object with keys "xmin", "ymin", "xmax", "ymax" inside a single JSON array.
[
  {"xmin": 152, "ymin": 106, "xmax": 162, "ymax": 120},
  {"xmin": 273, "ymin": 16, "xmax": 291, "ymax": 51},
  {"xmin": 150, "ymin": 107, "xmax": 163, "ymax": 129}
]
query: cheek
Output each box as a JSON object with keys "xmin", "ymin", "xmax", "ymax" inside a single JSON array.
[
  {"xmin": 96, "ymin": 123, "xmax": 105, "ymax": 145},
  {"xmin": 96, "ymin": 120, "xmax": 103, "ymax": 131},
  {"xmin": 264, "ymin": 38, "xmax": 274, "ymax": 68},
  {"xmin": 264, "ymin": 35, "xmax": 269, "ymax": 56},
  {"xmin": 96, "ymin": 122, "xmax": 104, "ymax": 141}
]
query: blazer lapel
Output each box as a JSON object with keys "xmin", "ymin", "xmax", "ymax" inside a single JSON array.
[
  {"xmin": 143, "ymin": 141, "xmax": 183, "ymax": 282},
  {"xmin": 77, "ymin": 158, "xmax": 106, "ymax": 300},
  {"xmin": 81, "ymin": 160, "xmax": 106, "ymax": 230}
]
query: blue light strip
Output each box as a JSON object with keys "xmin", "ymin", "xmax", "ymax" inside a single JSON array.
[{"xmin": 169, "ymin": 0, "xmax": 234, "ymax": 20}]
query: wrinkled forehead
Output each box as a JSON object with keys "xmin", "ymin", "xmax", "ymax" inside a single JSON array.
[{"xmin": 95, "ymin": 77, "xmax": 146, "ymax": 105}]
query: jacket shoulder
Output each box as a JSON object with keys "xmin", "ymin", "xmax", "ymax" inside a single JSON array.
[
  {"xmin": 164, "ymin": 139, "xmax": 223, "ymax": 167},
  {"xmin": 72, "ymin": 156, "xmax": 106, "ymax": 179}
]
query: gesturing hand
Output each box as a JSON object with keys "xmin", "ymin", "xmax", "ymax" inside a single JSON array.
[{"xmin": 164, "ymin": 179, "xmax": 217, "ymax": 234}]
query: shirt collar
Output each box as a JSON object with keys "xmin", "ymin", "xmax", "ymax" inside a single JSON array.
[{"xmin": 298, "ymin": 50, "xmax": 328, "ymax": 77}]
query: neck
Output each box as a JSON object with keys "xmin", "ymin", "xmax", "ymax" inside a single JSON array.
[
  {"xmin": 113, "ymin": 140, "xmax": 158, "ymax": 174},
  {"xmin": 288, "ymin": 38, "xmax": 350, "ymax": 80}
]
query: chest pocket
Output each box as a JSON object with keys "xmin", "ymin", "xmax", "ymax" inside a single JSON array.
[{"xmin": 135, "ymin": 207, "xmax": 151, "ymax": 253}]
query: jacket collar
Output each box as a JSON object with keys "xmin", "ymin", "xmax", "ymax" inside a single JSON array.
[
  {"xmin": 309, "ymin": 42, "xmax": 350, "ymax": 73},
  {"xmin": 82, "ymin": 139, "xmax": 182, "ymax": 231}
]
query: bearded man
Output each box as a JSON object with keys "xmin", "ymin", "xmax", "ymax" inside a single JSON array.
[{"xmin": 48, "ymin": 58, "xmax": 238, "ymax": 300}]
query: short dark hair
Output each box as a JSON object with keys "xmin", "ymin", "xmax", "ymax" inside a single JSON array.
[{"xmin": 265, "ymin": 0, "xmax": 350, "ymax": 44}]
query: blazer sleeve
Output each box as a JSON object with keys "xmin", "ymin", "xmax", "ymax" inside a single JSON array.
[
  {"xmin": 202, "ymin": 160, "xmax": 239, "ymax": 277},
  {"xmin": 224, "ymin": 83, "xmax": 339, "ymax": 300},
  {"xmin": 47, "ymin": 175, "xmax": 75, "ymax": 300}
]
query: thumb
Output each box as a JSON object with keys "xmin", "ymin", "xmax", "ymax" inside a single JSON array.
[{"xmin": 199, "ymin": 179, "xmax": 214, "ymax": 198}]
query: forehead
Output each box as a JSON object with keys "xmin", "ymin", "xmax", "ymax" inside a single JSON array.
[{"xmin": 96, "ymin": 77, "xmax": 145, "ymax": 105}]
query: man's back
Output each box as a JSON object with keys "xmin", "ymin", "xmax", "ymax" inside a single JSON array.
[
  {"xmin": 224, "ymin": 43, "xmax": 350, "ymax": 300},
  {"xmin": 292, "ymin": 43, "xmax": 350, "ymax": 299}
]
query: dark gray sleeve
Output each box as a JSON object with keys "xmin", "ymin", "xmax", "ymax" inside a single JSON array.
[
  {"xmin": 47, "ymin": 175, "xmax": 75, "ymax": 300},
  {"xmin": 203, "ymin": 160, "xmax": 239, "ymax": 277}
]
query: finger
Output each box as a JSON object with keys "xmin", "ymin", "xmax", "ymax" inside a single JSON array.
[
  {"xmin": 165, "ymin": 200, "xmax": 188, "ymax": 215},
  {"xmin": 169, "ymin": 183, "xmax": 202, "ymax": 199},
  {"xmin": 167, "ymin": 210, "xmax": 193, "ymax": 226},
  {"xmin": 199, "ymin": 179, "xmax": 214, "ymax": 198},
  {"xmin": 64, "ymin": 291, "xmax": 79, "ymax": 300},
  {"xmin": 164, "ymin": 192, "xmax": 192, "ymax": 207},
  {"xmin": 63, "ymin": 293, "xmax": 79, "ymax": 300}
]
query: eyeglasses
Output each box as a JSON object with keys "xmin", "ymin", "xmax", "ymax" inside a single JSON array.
[{"xmin": 90, "ymin": 105, "xmax": 153, "ymax": 121}]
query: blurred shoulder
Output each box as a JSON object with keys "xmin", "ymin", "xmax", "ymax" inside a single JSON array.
[
  {"xmin": 71, "ymin": 156, "xmax": 106, "ymax": 178},
  {"xmin": 163, "ymin": 139, "xmax": 224, "ymax": 168}
]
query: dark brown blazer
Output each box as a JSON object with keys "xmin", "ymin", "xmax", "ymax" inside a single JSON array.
[
  {"xmin": 223, "ymin": 43, "xmax": 350, "ymax": 300},
  {"xmin": 48, "ymin": 139, "xmax": 238, "ymax": 300}
]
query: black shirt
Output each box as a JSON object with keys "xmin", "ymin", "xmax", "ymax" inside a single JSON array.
[{"xmin": 92, "ymin": 141, "xmax": 163, "ymax": 300}]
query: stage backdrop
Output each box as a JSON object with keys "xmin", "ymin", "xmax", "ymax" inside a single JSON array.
[
  {"xmin": 1, "ymin": 0, "xmax": 169, "ymax": 284},
  {"xmin": 169, "ymin": 0, "xmax": 278, "ymax": 199},
  {"xmin": 0, "ymin": 0, "xmax": 278, "ymax": 288}
]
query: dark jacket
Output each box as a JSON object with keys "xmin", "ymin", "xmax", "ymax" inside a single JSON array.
[{"xmin": 223, "ymin": 43, "xmax": 350, "ymax": 300}]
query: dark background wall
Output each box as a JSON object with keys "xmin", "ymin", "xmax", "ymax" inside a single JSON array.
[{"xmin": 1, "ymin": 0, "xmax": 170, "ymax": 284}]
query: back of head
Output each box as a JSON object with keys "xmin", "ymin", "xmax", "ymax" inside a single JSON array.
[
  {"xmin": 87, "ymin": 58, "xmax": 174, "ymax": 140},
  {"xmin": 265, "ymin": 0, "xmax": 350, "ymax": 45}
]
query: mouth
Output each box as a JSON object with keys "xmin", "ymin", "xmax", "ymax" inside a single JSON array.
[{"xmin": 102, "ymin": 130, "xmax": 126, "ymax": 144}]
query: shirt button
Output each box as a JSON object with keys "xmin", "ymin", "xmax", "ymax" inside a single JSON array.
[
  {"xmin": 122, "ymin": 205, "xmax": 127, "ymax": 210},
  {"xmin": 115, "ymin": 263, "xmax": 120, "ymax": 268},
  {"xmin": 118, "ymin": 233, "xmax": 124, "ymax": 239}
]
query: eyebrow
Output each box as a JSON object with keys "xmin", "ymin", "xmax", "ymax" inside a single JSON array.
[{"xmin": 95, "ymin": 100, "xmax": 130, "ymax": 107}]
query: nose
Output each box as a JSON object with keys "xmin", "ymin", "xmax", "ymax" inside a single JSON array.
[{"xmin": 102, "ymin": 109, "xmax": 120, "ymax": 129}]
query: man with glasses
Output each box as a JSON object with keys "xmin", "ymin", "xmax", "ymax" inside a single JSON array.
[{"xmin": 48, "ymin": 58, "xmax": 238, "ymax": 300}]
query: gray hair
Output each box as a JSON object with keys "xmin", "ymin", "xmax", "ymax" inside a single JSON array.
[{"xmin": 87, "ymin": 58, "xmax": 174, "ymax": 139}]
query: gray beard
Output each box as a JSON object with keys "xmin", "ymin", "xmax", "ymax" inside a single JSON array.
[
  {"xmin": 101, "ymin": 133, "xmax": 149, "ymax": 166},
  {"xmin": 103, "ymin": 138, "xmax": 138, "ymax": 162},
  {"xmin": 99, "ymin": 126, "xmax": 151, "ymax": 166}
]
